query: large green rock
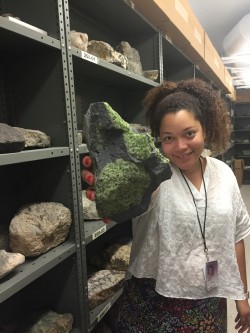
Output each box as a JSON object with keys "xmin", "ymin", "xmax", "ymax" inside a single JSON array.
[{"xmin": 83, "ymin": 102, "xmax": 172, "ymax": 223}]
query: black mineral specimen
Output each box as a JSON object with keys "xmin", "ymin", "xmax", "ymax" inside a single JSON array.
[{"xmin": 83, "ymin": 102, "xmax": 172, "ymax": 223}]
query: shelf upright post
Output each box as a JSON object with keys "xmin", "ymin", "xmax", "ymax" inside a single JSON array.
[
  {"xmin": 158, "ymin": 30, "xmax": 164, "ymax": 84},
  {"xmin": 57, "ymin": 0, "xmax": 89, "ymax": 331}
]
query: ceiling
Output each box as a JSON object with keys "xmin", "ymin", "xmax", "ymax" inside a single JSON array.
[{"xmin": 188, "ymin": 0, "xmax": 250, "ymax": 88}]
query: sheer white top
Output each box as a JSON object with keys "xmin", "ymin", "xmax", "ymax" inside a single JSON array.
[{"xmin": 127, "ymin": 157, "xmax": 250, "ymax": 300}]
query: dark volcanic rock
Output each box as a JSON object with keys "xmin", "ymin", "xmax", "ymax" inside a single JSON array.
[{"xmin": 83, "ymin": 102, "xmax": 172, "ymax": 223}]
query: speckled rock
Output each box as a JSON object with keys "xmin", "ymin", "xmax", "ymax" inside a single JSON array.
[
  {"xmin": 0, "ymin": 250, "xmax": 25, "ymax": 279},
  {"xmin": 14, "ymin": 127, "xmax": 51, "ymax": 149},
  {"xmin": 90, "ymin": 243, "xmax": 131, "ymax": 271},
  {"xmin": 15, "ymin": 310, "xmax": 73, "ymax": 333},
  {"xmin": 88, "ymin": 270, "xmax": 125, "ymax": 310},
  {"xmin": 83, "ymin": 102, "xmax": 172, "ymax": 223},
  {"xmin": 0, "ymin": 123, "xmax": 25, "ymax": 153},
  {"xmin": 9, "ymin": 202, "xmax": 72, "ymax": 257}
]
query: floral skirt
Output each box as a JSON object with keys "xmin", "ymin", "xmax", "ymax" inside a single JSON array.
[{"xmin": 114, "ymin": 276, "xmax": 227, "ymax": 333}]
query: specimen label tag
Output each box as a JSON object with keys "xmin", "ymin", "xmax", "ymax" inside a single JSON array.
[
  {"xmin": 92, "ymin": 225, "xmax": 107, "ymax": 240},
  {"xmin": 81, "ymin": 51, "xmax": 98, "ymax": 64}
]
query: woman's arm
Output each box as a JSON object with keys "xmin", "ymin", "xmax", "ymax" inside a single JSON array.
[
  {"xmin": 235, "ymin": 239, "xmax": 250, "ymax": 332},
  {"xmin": 236, "ymin": 239, "xmax": 248, "ymax": 294}
]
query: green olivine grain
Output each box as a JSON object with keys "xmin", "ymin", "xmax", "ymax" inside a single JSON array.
[
  {"xmin": 104, "ymin": 102, "xmax": 130, "ymax": 132},
  {"xmin": 96, "ymin": 159, "xmax": 150, "ymax": 217},
  {"xmin": 123, "ymin": 132, "xmax": 151, "ymax": 160}
]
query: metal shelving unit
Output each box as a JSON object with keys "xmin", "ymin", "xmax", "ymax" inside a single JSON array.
[
  {"xmin": 0, "ymin": 0, "xmax": 87, "ymax": 331},
  {"xmin": 0, "ymin": 0, "xmax": 235, "ymax": 331}
]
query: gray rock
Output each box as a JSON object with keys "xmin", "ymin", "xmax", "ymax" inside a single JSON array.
[
  {"xmin": 15, "ymin": 310, "xmax": 73, "ymax": 333},
  {"xmin": 115, "ymin": 41, "xmax": 143, "ymax": 75},
  {"xmin": 88, "ymin": 270, "xmax": 125, "ymax": 310},
  {"xmin": 143, "ymin": 69, "xmax": 159, "ymax": 81},
  {"xmin": 14, "ymin": 127, "xmax": 51, "ymax": 148},
  {"xmin": 87, "ymin": 40, "xmax": 128, "ymax": 69},
  {"xmin": 82, "ymin": 190, "xmax": 100, "ymax": 220},
  {"xmin": 70, "ymin": 30, "xmax": 88, "ymax": 52},
  {"xmin": 9, "ymin": 202, "xmax": 72, "ymax": 257},
  {"xmin": 83, "ymin": 102, "xmax": 172, "ymax": 223},
  {"xmin": 0, "ymin": 123, "xmax": 25, "ymax": 153},
  {"xmin": 0, "ymin": 250, "xmax": 25, "ymax": 279},
  {"xmin": 90, "ymin": 243, "xmax": 131, "ymax": 271}
]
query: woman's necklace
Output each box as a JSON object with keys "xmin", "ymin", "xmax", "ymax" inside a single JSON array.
[
  {"xmin": 180, "ymin": 159, "xmax": 219, "ymax": 291},
  {"xmin": 179, "ymin": 158, "xmax": 208, "ymax": 259}
]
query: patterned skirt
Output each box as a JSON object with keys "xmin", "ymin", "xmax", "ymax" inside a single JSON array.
[{"xmin": 114, "ymin": 276, "xmax": 227, "ymax": 333}]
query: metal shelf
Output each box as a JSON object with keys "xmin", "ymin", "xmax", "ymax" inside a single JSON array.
[
  {"xmin": 235, "ymin": 142, "xmax": 250, "ymax": 145},
  {"xmin": 0, "ymin": 147, "xmax": 70, "ymax": 166},
  {"xmin": 71, "ymin": 48, "xmax": 158, "ymax": 90},
  {"xmin": 84, "ymin": 220, "xmax": 117, "ymax": 245},
  {"xmin": 234, "ymin": 129, "xmax": 250, "ymax": 132},
  {"xmin": 0, "ymin": 16, "xmax": 61, "ymax": 55},
  {"xmin": 89, "ymin": 288, "xmax": 123, "ymax": 332},
  {"xmin": 0, "ymin": 241, "xmax": 76, "ymax": 303},
  {"xmin": 234, "ymin": 116, "xmax": 250, "ymax": 118}
]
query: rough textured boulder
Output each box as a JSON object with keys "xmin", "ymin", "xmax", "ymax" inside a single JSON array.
[
  {"xmin": 15, "ymin": 310, "xmax": 73, "ymax": 333},
  {"xmin": 0, "ymin": 250, "xmax": 25, "ymax": 279},
  {"xmin": 83, "ymin": 102, "xmax": 172, "ymax": 223},
  {"xmin": 115, "ymin": 41, "xmax": 143, "ymax": 75},
  {"xmin": 70, "ymin": 30, "xmax": 88, "ymax": 51},
  {"xmin": 87, "ymin": 40, "xmax": 128, "ymax": 69},
  {"xmin": 90, "ymin": 243, "xmax": 131, "ymax": 271},
  {"xmin": 9, "ymin": 202, "xmax": 72, "ymax": 257},
  {"xmin": 82, "ymin": 190, "xmax": 100, "ymax": 220},
  {"xmin": 14, "ymin": 127, "xmax": 51, "ymax": 149},
  {"xmin": 88, "ymin": 269, "xmax": 125, "ymax": 310},
  {"xmin": 0, "ymin": 123, "xmax": 25, "ymax": 153}
]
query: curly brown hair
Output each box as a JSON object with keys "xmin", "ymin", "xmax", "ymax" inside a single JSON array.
[{"xmin": 143, "ymin": 78, "xmax": 231, "ymax": 154}]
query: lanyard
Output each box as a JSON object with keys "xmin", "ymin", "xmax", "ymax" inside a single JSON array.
[{"xmin": 179, "ymin": 158, "xmax": 208, "ymax": 259}]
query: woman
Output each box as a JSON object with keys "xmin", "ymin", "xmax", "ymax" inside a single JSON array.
[{"xmin": 82, "ymin": 79, "xmax": 250, "ymax": 332}]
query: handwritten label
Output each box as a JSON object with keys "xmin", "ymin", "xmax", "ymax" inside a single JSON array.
[
  {"xmin": 81, "ymin": 51, "xmax": 98, "ymax": 64},
  {"xmin": 97, "ymin": 302, "xmax": 111, "ymax": 322},
  {"xmin": 92, "ymin": 225, "xmax": 107, "ymax": 240}
]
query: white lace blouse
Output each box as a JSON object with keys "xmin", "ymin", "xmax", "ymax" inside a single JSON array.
[{"xmin": 127, "ymin": 157, "xmax": 250, "ymax": 300}]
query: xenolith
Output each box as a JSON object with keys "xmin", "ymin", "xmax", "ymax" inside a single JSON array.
[{"xmin": 83, "ymin": 102, "xmax": 172, "ymax": 223}]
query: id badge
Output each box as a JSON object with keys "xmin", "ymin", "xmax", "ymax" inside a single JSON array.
[{"xmin": 203, "ymin": 260, "xmax": 219, "ymax": 291}]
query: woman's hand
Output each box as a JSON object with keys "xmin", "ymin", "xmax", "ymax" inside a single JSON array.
[
  {"xmin": 81, "ymin": 155, "xmax": 95, "ymax": 201},
  {"xmin": 81, "ymin": 155, "xmax": 112, "ymax": 224},
  {"xmin": 235, "ymin": 300, "xmax": 250, "ymax": 332}
]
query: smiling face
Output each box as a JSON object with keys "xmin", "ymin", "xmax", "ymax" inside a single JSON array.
[{"xmin": 159, "ymin": 109, "xmax": 206, "ymax": 173}]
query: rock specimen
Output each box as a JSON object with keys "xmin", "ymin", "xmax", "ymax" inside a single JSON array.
[
  {"xmin": 83, "ymin": 102, "xmax": 172, "ymax": 223},
  {"xmin": 70, "ymin": 30, "xmax": 88, "ymax": 51},
  {"xmin": 0, "ymin": 123, "xmax": 25, "ymax": 153},
  {"xmin": 87, "ymin": 41, "xmax": 128, "ymax": 69},
  {"xmin": 14, "ymin": 127, "xmax": 51, "ymax": 149},
  {"xmin": 115, "ymin": 41, "xmax": 143, "ymax": 75},
  {"xmin": 88, "ymin": 270, "xmax": 125, "ymax": 310},
  {"xmin": 15, "ymin": 310, "xmax": 73, "ymax": 333},
  {"xmin": 9, "ymin": 202, "xmax": 72, "ymax": 257},
  {"xmin": 82, "ymin": 190, "xmax": 100, "ymax": 220},
  {"xmin": 90, "ymin": 243, "xmax": 131, "ymax": 271},
  {"xmin": 143, "ymin": 69, "xmax": 159, "ymax": 81},
  {"xmin": 0, "ymin": 250, "xmax": 25, "ymax": 279}
]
